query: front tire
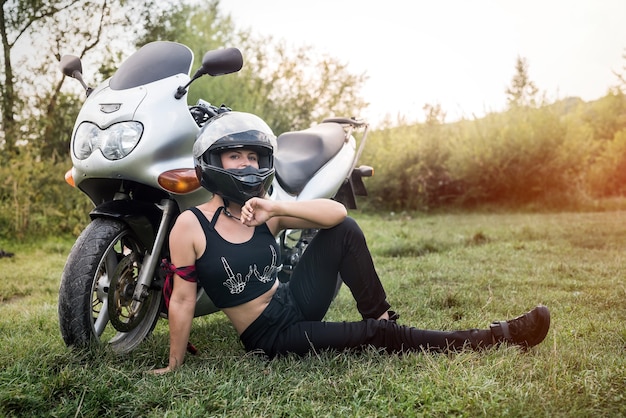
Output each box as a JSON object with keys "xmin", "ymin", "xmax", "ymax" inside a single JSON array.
[{"xmin": 58, "ymin": 218, "xmax": 162, "ymax": 353}]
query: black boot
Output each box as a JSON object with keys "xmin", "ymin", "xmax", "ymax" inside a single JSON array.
[{"xmin": 490, "ymin": 305, "xmax": 550, "ymax": 348}]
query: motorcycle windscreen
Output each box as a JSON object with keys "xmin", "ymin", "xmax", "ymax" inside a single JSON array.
[{"xmin": 109, "ymin": 42, "xmax": 193, "ymax": 90}]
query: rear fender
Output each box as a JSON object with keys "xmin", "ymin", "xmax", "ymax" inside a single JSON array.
[{"xmin": 334, "ymin": 166, "xmax": 373, "ymax": 209}]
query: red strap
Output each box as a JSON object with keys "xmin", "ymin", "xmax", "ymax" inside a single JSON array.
[
  {"xmin": 161, "ymin": 259, "xmax": 197, "ymax": 282},
  {"xmin": 161, "ymin": 259, "xmax": 197, "ymax": 310},
  {"xmin": 160, "ymin": 259, "xmax": 199, "ymax": 355}
]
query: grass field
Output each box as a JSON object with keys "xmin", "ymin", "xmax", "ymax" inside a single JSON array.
[{"xmin": 1, "ymin": 211, "xmax": 625, "ymax": 417}]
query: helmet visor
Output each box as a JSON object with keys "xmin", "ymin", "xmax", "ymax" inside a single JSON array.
[{"xmin": 193, "ymin": 111, "xmax": 276, "ymax": 164}]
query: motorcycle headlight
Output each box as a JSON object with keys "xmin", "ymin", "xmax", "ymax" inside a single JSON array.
[{"xmin": 73, "ymin": 121, "xmax": 143, "ymax": 160}]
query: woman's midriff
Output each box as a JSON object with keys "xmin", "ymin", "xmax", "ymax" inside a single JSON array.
[{"xmin": 221, "ymin": 279, "xmax": 280, "ymax": 335}]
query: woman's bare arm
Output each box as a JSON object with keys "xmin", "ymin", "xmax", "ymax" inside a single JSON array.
[
  {"xmin": 149, "ymin": 212, "xmax": 199, "ymax": 374},
  {"xmin": 240, "ymin": 198, "xmax": 347, "ymax": 234}
]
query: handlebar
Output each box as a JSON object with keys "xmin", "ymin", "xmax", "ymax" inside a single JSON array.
[
  {"xmin": 321, "ymin": 117, "xmax": 368, "ymax": 128},
  {"xmin": 189, "ymin": 100, "xmax": 231, "ymax": 127}
]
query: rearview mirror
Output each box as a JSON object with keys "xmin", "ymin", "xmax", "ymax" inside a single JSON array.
[
  {"xmin": 60, "ymin": 55, "xmax": 83, "ymax": 78},
  {"xmin": 200, "ymin": 47, "xmax": 243, "ymax": 76}
]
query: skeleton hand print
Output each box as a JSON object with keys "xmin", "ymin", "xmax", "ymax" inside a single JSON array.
[
  {"xmin": 222, "ymin": 257, "xmax": 249, "ymax": 294},
  {"xmin": 252, "ymin": 246, "xmax": 278, "ymax": 283},
  {"xmin": 221, "ymin": 246, "xmax": 279, "ymax": 294}
]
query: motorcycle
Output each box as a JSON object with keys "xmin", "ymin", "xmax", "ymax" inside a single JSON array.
[{"xmin": 58, "ymin": 41, "xmax": 372, "ymax": 354}]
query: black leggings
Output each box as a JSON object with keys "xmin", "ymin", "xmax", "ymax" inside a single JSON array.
[{"xmin": 240, "ymin": 217, "xmax": 492, "ymax": 358}]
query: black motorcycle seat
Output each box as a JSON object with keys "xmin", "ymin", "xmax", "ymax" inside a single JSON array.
[{"xmin": 274, "ymin": 122, "xmax": 346, "ymax": 195}]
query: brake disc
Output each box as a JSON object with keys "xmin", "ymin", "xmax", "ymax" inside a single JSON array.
[{"xmin": 107, "ymin": 255, "xmax": 152, "ymax": 332}]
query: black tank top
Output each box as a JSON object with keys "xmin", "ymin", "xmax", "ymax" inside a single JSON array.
[{"xmin": 189, "ymin": 207, "xmax": 279, "ymax": 309}]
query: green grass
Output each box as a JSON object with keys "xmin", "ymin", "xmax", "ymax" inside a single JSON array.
[{"xmin": 1, "ymin": 211, "xmax": 626, "ymax": 417}]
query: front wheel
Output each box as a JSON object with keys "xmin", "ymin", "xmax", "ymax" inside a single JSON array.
[{"xmin": 58, "ymin": 218, "xmax": 162, "ymax": 353}]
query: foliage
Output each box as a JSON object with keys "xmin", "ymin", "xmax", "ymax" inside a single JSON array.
[
  {"xmin": 448, "ymin": 106, "xmax": 573, "ymax": 205},
  {"xmin": 2, "ymin": 211, "xmax": 626, "ymax": 416},
  {"xmin": 0, "ymin": 0, "xmax": 367, "ymax": 239},
  {"xmin": 0, "ymin": 1, "xmax": 182, "ymax": 241},
  {"xmin": 137, "ymin": 0, "xmax": 367, "ymax": 134},
  {"xmin": 0, "ymin": 150, "xmax": 91, "ymax": 240},
  {"xmin": 2, "ymin": 1, "xmax": 626, "ymax": 236},
  {"xmin": 362, "ymin": 92, "xmax": 626, "ymax": 211},
  {"xmin": 137, "ymin": 0, "xmax": 236, "ymax": 51},
  {"xmin": 361, "ymin": 54, "xmax": 626, "ymax": 212},
  {"xmin": 362, "ymin": 122, "xmax": 454, "ymax": 210},
  {"xmin": 237, "ymin": 41, "xmax": 367, "ymax": 134}
]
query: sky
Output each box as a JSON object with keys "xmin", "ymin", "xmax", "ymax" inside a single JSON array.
[{"xmin": 218, "ymin": 0, "xmax": 626, "ymax": 126}]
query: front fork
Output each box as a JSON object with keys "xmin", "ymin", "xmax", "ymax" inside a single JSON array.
[{"xmin": 131, "ymin": 199, "xmax": 176, "ymax": 304}]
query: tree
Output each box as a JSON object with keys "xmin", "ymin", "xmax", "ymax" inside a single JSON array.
[
  {"xmin": 1, "ymin": 0, "xmax": 93, "ymax": 155},
  {"xmin": 0, "ymin": 0, "xmax": 173, "ymax": 158},
  {"xmin": 0, "ymin": 0, "xmax": 182, "ymax": 237},
  {"xmin": 138, "ymin": 0, "xmax": 367, "ymax": 134},
  {"xmin": 1, "ymin": 0, "xmax": 67, "ymax": 154},
  {"xmin": 612, "ymin": 47, "xmax": 626, "ymax": 94},
  {"xmin": 505, "ymin": 55, "xmax": 539, "ymax": 109},
  {"xmin": 423, "ymin": 103, "xmax": 446, "ymax": 125},
  {"xmin": 245, "ymin": 41, "xmax": 368, "ymax": 133}
]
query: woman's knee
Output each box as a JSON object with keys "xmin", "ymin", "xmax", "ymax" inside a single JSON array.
[
  {"xmin": 332, "ymin": 216, "xmax": 365, "ymax": 239},
  {"xmin": 313, "ymin": 216, "xmax": 361, "ymax": 241}
]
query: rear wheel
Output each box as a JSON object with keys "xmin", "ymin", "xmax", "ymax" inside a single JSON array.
[{"xmin": 58, "ymin": 218, "xmax": 162, "ymax": 353}]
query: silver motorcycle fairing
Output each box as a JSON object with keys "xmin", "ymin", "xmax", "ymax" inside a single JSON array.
[
  {"xmin": 67, "ymin": 43, "xmax": 219, "ymax": 320},
  {"xmin": 73, "ymin": 81, "xmax": 146, "ymax": 129},
  {"xmin": 70, "ymin": 76, "xmax": 200, "ymax": 193},
  {"xmin": 67, "ymin": 42, "xmax": 212, "ymax": 211}
]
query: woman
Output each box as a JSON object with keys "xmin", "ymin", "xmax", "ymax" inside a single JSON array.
[{"xmin": 151, "ymin": 112, "xmax": 550, "ymax": 374}]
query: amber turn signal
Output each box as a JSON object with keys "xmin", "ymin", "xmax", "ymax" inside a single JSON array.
[
  {"xmin": 158, "ymin": 169, "xmax": 201, "ymax": 194},
  {"xmin": 64, "ymin": 169, "xmax": 76, "ymax": 187}
]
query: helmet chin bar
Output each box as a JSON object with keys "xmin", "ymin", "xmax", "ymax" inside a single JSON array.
[{"xmin": 199, "ymin": 164, "xmax": 275, "ymax": 206}]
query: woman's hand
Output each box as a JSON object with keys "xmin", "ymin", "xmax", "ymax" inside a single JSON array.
[
  {"xmin": 241, "ymin": 197, "xmax": 274, "ymax": 226},
  {"xmin": 147, "ymin": 365, "xmax": 176, "ymax": 375}
]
